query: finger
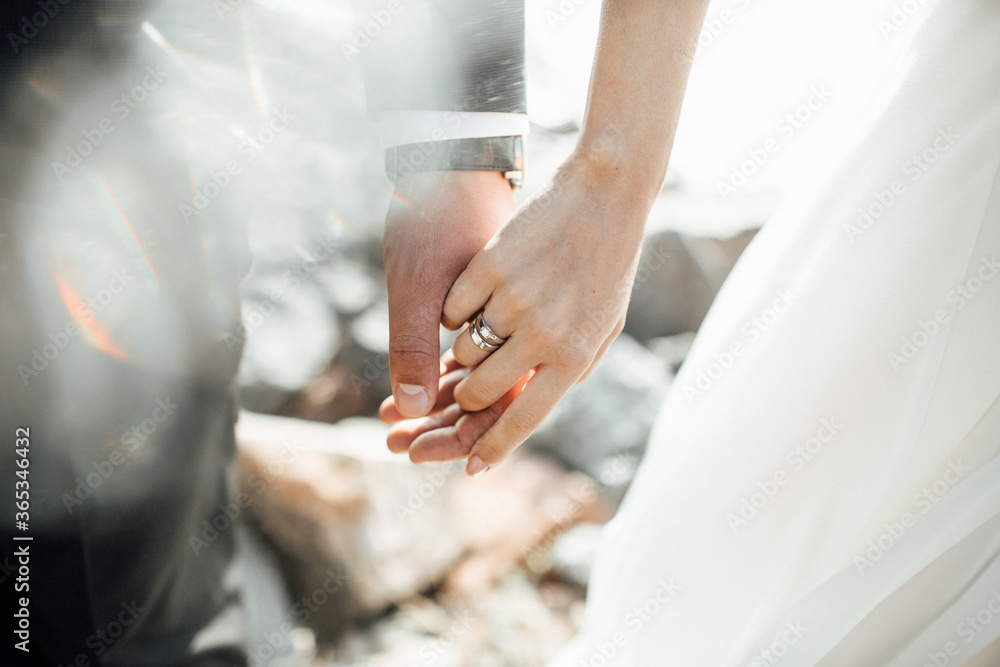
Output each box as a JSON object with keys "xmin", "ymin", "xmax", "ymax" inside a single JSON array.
[
  {"xmin": 442, "ymin": 254, "xmax": 496, "ymax": 331},
  {"xmin": 465, "ymin": 365, "xmax": 573, "ymax": 476},
  {"xmin": 450, "ymin": 309, "xmax": 513, "ymax": 368},
  {"xmin": 441, "ymin": 349, "xmax": 464, "ymax": 375},
  {"xmin": 407, "ymin": 408, "xmax": 496, "ymax": 462},
  {"xmin": 407, "ymin": 427, "xmax": 467, "ymax": 462},
  {"xmin": 453, "ymin": 336, "xmax": 536, "ymax": 413},
  {"xmin": 387, "ymin": 277, "xmax": 449, "ymax": 418},
  {"xmin": 387, "ymin": 403, "xmax": 464, "ymax": 454},
  {"xmin": 380, "ymin": 367, "xmax": 471, "ymax": 424},
  {"xmin": 409, "ymin": 371, "xmax": 529, "ymax": 463}
]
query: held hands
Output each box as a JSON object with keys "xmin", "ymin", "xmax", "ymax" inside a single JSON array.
[
  {"xmin": 381, "ymin": 0, "xmax": 709, "ymax": 474},
  {"xmin": 382, "ymin": 154, "xmax": 649, "ymax": 476},
  {"xmin": 382, "ymin": 170, "xmax": 514, "ymax": 419}
]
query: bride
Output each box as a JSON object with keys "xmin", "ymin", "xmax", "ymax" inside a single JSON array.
[{"xmin": 383, "ymin": 0, "xmax": 1000, "ymax": 664}]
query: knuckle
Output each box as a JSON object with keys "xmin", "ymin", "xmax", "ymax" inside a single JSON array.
[
  {"xmin": 459, "ymin": 381, "xmax": 495, "ymax": 411},
  {"xmin": 441, "ymin": 302, "xmax": 459, "ymax": 328},
  {"xmin": 506, "ymin": 408, "xmax": 541, "ymax": 436},
  {"xmin": 389, "ymin": 335, "xmax": 437, "ymax": 368},
  {"xmin": 474, "ymin": 441, "xmax": 505, "ymax": 465},
  {"xmin": 497, "ymin": 289, "xmax": 531, "ymax": 322},
  {"xmin": 470, "ymin": 251, "xmax": 501, "ymax": 284}
]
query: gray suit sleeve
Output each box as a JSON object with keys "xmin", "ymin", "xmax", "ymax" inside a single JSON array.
[{"xmin": 355, "ymin": 0, "xmax": 526, "ymax": 117}]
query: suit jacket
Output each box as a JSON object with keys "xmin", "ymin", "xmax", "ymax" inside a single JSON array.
[{"xmin": 356, "ymin": 0, "xmax": 526, "ymax": 117}]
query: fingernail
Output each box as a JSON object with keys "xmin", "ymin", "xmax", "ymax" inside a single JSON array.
[
  {"xmin": 466, "ymin": 455, "xmax": 490, "ymax": 478},
  {"xmin": 396, "ymin": 384, "xmax": 429, "ymax": 417}
]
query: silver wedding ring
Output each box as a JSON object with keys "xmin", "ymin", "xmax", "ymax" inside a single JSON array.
[
  {"xmin": 469, "ymin": 311, "xmax": 507, "ymax": 352},
  {"xmin": 476, "ymin": 312, "xmax": 506, "ymax": 346}
]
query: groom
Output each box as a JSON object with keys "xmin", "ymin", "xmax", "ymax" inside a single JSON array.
[{"xmin": 0, "ymin": 0, "xmax": 537, "ymax": 665}]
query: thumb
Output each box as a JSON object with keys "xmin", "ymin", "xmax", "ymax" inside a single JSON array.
[{"xmin": 387, "ymin": 279, "xmax": 444, "ymax": 419}]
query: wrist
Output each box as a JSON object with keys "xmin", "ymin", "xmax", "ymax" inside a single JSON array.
[
  {"xmin": 566, "ymin": 129, "xmax": 667, "ymax": 211},
  {"xmin": 560, "ymin": 140, "xmax": 663, "ymax": 232},
  {"xmin": 386, "ymin": 170, "xmax": 514, "ymax": 244}
]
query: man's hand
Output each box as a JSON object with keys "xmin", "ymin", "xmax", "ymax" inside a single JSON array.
[{"xmin": 383, "ymin": 170, "xmax": 514, "ymax": 418}]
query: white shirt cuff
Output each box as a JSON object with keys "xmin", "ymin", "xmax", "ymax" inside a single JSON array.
[{"xmin": 379, "ymin": 111, "xmax": 529, "ymax": 148}]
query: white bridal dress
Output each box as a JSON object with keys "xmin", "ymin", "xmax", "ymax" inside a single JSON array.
[{"xmin": 553, "ymin": 0, "xmax": 1000, "ymax": 665}]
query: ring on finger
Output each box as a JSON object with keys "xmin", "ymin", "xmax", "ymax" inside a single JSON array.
[
  {"xmin": 469, "ymin": 311, "xmax": 506, "ymax": 352},
  {"xmin": 475, "ymin": 311, "xmax": 507, "ymax": 346}
]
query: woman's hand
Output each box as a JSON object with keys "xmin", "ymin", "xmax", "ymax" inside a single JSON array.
[{"xmin": 440, "ymin": 150, "xmax": 651, "ymax": 475}]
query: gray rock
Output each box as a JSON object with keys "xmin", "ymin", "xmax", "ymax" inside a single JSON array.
[
  {"xmin": 646, "ymin": 331, "xmax": 697, "ymax": 374},
  {"xmin": 315, "ymin": 256, "xmax": 382, "ymax": 319},
  {"xmin": 238, "ymin": 277, "xmax": 339, "ymax": 414},
  {"xmin": 625, "ymin": 231, "xmax": 718, "ymax": 340},
  {"xmin": 527, "ymin": 334, "xmax": 670, "ymax": 504},
  {"xmin": 625, "ymin": 227, "xmax": 760, "ymax": 341},
  {"xmin": 546, "ymin": 522, "xmax": 604, "ymax": 589},
  {"xmin": 235, "ymin": 413, "xmax": 601, "ymax": 651}
]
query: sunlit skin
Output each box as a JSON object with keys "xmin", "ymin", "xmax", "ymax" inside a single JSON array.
[{"xmin": 381, "ymin": 0, "xmax": 712, "ymax": 474}]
